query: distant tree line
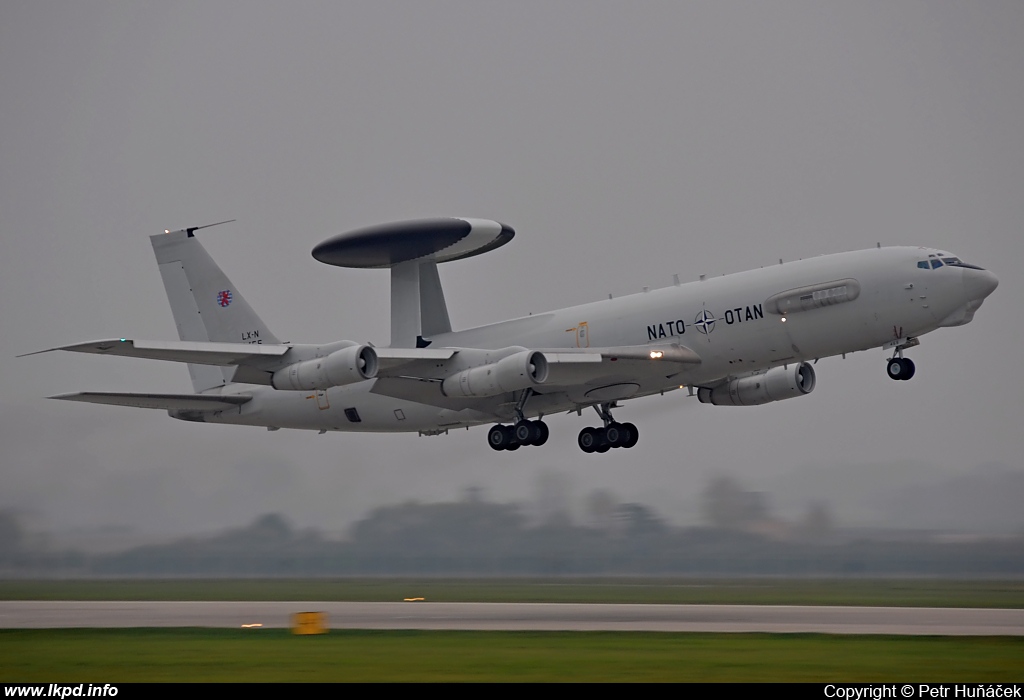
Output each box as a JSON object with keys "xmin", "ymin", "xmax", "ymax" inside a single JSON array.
[{"xmin": 2, "ymin": 488, "xmax": 1022, "ymax": 576}]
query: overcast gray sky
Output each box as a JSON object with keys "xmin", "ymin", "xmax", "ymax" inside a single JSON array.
[{"xmin": 2, "ymin": 1, "xmax": 1023, "ymax": 540}]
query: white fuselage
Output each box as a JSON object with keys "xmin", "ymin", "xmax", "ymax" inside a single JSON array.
[{"xmin": 203, "ymin": 246, "xmax": 989, "ymax": 433}]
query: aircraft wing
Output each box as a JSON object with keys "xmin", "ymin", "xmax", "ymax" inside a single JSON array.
[
  {"xmin": 592, "ymin": 344, "xmax": 700, "ymax": 364},
  {"xmin": 20, "ymin": 338, "xmax": 291, "ymax": 366},
  {"xmin": 372, "ymin": 343, "xmax": 698, "ymax": 376},
  {"xmin": 524, "ymin": 343, "xmax": 700, "ymax": 387},
  {"xmin": 369, "ymin": 342, "xmax": 701, "ymax": 407},
  {"xmin": 48, "ymin": 391, "xmax": 252, "ymax": 411}
]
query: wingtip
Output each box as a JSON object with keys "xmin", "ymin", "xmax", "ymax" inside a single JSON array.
[{"xmin": 16, "ymin": 348, "xmax": 54, "ymax": 358}]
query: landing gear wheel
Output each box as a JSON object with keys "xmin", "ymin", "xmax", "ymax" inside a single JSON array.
[
  {"xmin": 593, "ymin": 427, "xmax": 610, "ymax": 453},
  {"xmin": 605, "ymin": 422, "xmax": 624, "ymax": 447},
  {"xmin": 488, "ymin": 424, "xmax": 515, "ymax": 451},
  {"xmin": 887, "ymin": 357, "xmax": 916, "ymax": 381},
  {"xmin": 533, "ymin": 420, "xmax": 549, "ymax": 446},
  {"xmin": 899, "ymin": 358, "xmax": 915, "ymax": 380},
  {"xmin": 621, "ymin": 422, "xmax": 639, "ymax": 448},
  {"xmin": 887, "ymin": 358, "xmax": 905, "ymax": 380},
  {"xmin": 513, "ymin": 420, "xmax": 535, "ymax": 445},
  {"xmin": 578, "ymin": 427, "xmax": 598, "ymax": 453}
]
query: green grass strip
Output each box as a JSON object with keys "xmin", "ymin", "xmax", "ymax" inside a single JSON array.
[{"xmin": 1, "ymin": 629, "xmax": 1022, "ymax": 682}]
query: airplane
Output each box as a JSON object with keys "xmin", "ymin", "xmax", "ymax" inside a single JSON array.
[{"xmin": 23, "ymin": 218, "xmax": 998, "ymax": 454}]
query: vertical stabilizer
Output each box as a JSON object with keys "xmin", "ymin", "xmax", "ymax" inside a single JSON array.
[{"xmin": 151, "ymin": 228, "xmax": 280, "ymax": 391}]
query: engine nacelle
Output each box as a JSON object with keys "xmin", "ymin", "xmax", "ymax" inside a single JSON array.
[
  {"xmin": 697, "ymin": 362, "xmax": 816, "ymax": 406},
  {"xmin": 441, "ymin": 350, "xmax": 548, "ymax": 398},
  {"xmin": 271, "ymin": 344, "xmax": 378, "ymax": 391}
]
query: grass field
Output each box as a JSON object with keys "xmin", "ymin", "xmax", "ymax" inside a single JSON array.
[
  {"xmin": 2, "ymin": 628, "xmax": 1023, "ymax": 682},
  {"xmin": 2, "ymin": 577, "xmax": 1023, "ymax": 607}
]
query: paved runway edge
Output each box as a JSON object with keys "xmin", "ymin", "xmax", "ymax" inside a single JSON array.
[{"xmin": 2, "ymin": 602, "xmax": 1023, "ymax": 635}]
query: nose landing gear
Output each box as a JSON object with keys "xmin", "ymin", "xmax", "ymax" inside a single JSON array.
[
  {"xmin": 884, "ymin": 334, "xmax": 919, "ymax": 381},
  {"xmin": 886, "ymin": 357, "xmax": 916, "ymax": 381}
]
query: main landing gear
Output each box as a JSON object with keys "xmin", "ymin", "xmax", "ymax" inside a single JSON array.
[
  {"xmin": 578, "ymin": 403, "xmax": 638, "ymax": 454},
  {"xmin": 487, "ymin": 420, "xmax": 549, "ymax": 451},
  {"xmin": 484, "ymin": 394, "xmax": 639, "ymax": 453},
  {"xmin": 487, "ymin": 388, "xmax": 550, "ymax": 451}
]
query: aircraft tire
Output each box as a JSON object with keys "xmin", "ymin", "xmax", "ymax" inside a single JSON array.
[
  {"xmin": 532, "ymin": 420, "xmax": 549, "ymax": 446},
  {"xmin": 622, "ymin": 422, "xmax": 639, "ymax": 448},
  {"xmin": 887, "ymin": 358, "xmax": 905, "ymax": 380},
  {"xmin": 578, "ymin": 427, "xmax": 598, "ymax": 453},
  {"xmin": 488, "ymin": 424, "xmax": 512, "ymax": 451},
  {"xmin": 514, "ymin": 420, "xmax": 535, "ymax": 445},
  {"xmin": 900, "ymin": 358, "xmax": 916, "ymax": 380},
  {"xmin": 605, "ymin": 422, "xmax": 623, "ymax": 447}
]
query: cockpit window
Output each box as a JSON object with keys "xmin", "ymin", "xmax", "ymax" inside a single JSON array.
[
  {"xmin": 942, "ymin": 257, "xmax": 985, "ymax": 270},
  {"xmin": 919, "ymin": 256, "xmax": 986, "ymax": 271}
]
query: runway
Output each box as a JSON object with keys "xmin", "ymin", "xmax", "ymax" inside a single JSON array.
[{"xmin": 2, "ymin": 601, "xmax": 1023, "ymax": 635}]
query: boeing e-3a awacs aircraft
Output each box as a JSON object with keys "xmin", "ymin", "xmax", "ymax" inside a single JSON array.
[{"xmin": 27, "ymin": 218, "xmax": 998, "ymax": 453}]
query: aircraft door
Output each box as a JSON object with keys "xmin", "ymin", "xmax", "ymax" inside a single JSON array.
[{"xmin": 576, "ymin": 322, "xmax": 589, "ymax": 348}]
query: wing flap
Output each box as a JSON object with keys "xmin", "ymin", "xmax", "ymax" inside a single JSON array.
[
  {"xmin": 48, "ymin": 391, "xmax": 252, "ymax": 411},
  {"xmin": 374, "ymin": 347, "xmax": 458, "ymax": 376}
]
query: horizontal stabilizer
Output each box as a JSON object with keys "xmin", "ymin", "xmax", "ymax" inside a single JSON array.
[
  {"xmin": 21, "ymin": 338, "xmax": 290, "ymax": 367},
  {"xmin": 48, "ymin": 391, "xmax": 252, "ymax": 411}
]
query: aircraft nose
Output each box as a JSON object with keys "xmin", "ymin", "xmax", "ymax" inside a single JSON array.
[{"xmin": 963, "ymin": 268, "xmax": 999, "ymax": 302}]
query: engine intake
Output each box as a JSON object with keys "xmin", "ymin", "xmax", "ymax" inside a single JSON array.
[
  {"xmin": 441, "ymin": 350, "xmax": 548, "ymax": 398},
  {"xmin": 697, "ymin": 362, "xmax": 816, "ymax": 406},
  {"xmin": 271, "ymin": 344, "xmax": 378, "ymax": 391}
]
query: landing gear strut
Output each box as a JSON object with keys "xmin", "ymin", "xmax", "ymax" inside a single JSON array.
[{"xmin": 578, "ymin": 403, "xmax": 638, "ymax": 454}]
